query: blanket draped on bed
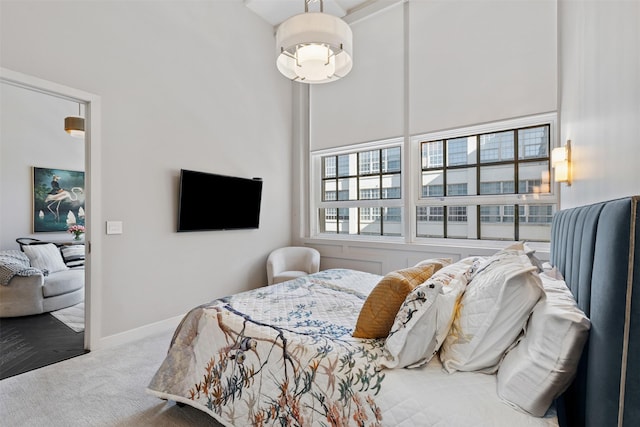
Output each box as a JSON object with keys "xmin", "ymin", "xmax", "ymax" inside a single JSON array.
[{"xmin": 147, "ymin": 269, "xmax": 387, "ymax": 427}]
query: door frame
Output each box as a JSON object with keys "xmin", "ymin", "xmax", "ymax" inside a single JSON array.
[{"xmin": 1, "ymin": 67, "xmax": 102, "ymax": 350}]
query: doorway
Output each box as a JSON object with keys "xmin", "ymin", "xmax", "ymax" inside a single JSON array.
[{"xmin": 0, "ymin": 68, "xmax": 102, "ymax": 361}]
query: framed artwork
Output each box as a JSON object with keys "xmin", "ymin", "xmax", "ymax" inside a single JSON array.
[{"xmin": 33, "ymin": 167, "xmax": 85, "ymax": 233}]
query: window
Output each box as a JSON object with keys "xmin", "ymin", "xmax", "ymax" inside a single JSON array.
[
  {"xmin": 317, "ymin": 142, "xmax": 403, "ymax": 237},
  {"xmin": 313, "ymin": 114, "xmax": 557, "ymax": 243},
  {"xmin": 415, "ymin": 117, "xmax": 556, "ymax": 242}
]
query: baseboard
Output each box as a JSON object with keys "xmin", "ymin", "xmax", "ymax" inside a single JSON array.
[{"xmin": 97, "ymin": 314, "xmax": 184, "ymax": 349}]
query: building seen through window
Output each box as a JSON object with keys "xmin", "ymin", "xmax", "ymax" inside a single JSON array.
[
  {"xmin": 320, "ymin": 146, "xmax": 402, "ymax": 236},
  {"xmin": 314, "ymin": 116, "xmax": 557, "ymax": 241},
  {"xmin": 417, "ymin": 124, "xmax": 553, "ymax": 241}
]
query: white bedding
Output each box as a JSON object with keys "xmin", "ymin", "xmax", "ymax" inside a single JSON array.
[
  {"xmin": 377, "ymin": 357, "xmax": 558, "ymax": 426},
  {"xmin": 147, "ymin": 268, "xmax": 559, "ymax": 426}
]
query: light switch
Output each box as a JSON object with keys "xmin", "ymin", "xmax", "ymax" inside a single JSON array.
[{"xmin": 106, "ymin": 221, "xmax": 123, "ymax": 235}]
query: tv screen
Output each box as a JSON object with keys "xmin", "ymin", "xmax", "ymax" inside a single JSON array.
[{"xmin": 177, "ymin": 169, "xmax": 263, "ymax": 232}]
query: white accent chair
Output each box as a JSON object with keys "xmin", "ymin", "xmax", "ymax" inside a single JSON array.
[{"xmin": 266, "ymin": 246, "xmax": 321, "ymax": 285}]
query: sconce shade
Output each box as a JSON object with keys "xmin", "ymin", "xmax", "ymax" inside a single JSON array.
[
  {"xmin": 551, "ymin": 146, "xmax": 567, "ymax": 164},
  {"xmin": 276, "ymin": 11, "xmax": 353, "ymax": 84},
  {"xmin": 553, "ymin": 160, "xmax": 570, "ymax": 183},
  {"xmin": 551, "ymin": 142, "xmax": 571, "ymax": 185},
  {"xmin": 64, "ymin": 116, "xmax": 85, "ymax": 138}
]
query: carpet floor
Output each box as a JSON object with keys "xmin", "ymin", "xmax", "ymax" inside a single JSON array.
[
  {"xmin": 0, "ymin": 326, "xmax": 223, "ymax": 426},
  {"xmin": 0, "ymin": 312, "xmax": 87, "ymax": 380}
]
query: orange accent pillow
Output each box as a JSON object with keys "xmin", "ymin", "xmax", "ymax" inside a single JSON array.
[{"xmin": 353, "ymin": 264, "xmax": 438, "ymax": 339}]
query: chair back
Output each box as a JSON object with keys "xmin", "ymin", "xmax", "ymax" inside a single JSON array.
[{"xmin": 266, "ymin": 246, "xmax": 320, "ymax": 285}]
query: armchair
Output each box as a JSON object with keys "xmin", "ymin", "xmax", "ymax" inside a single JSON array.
[{"xmin": 266, "ymin": 246, "xmax": 321, "ymax": 285}]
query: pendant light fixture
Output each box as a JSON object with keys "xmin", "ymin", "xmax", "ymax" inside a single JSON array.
[
  {"xmin": 276, "ymin": 0, "xmax": 353, "ymax": 84},
  {"xmin": 64, "ymin": 103, "xmax": 85, "ymax": 138}
]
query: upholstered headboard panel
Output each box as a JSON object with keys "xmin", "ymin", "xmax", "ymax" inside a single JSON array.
[{"xmin": 551, "ymin": 196, "xmax": 639, "ymax": 427}]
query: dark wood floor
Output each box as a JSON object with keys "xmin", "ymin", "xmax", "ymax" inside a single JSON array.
[{"xmin": 0, "ymin": 312, "xmax": 88, "ymax": 380}]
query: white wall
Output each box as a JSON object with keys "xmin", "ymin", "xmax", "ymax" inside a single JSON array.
[
  {"xmin": 0, "ymin": 83, "xmax": 85, "ymax": 249},
  {"xmin": 0, "ymin": 1, "xmax": 293, "ymax": 339},
  {"xmin": 558, "ymin": 0, "xmax": 640, "ymax": 208}
]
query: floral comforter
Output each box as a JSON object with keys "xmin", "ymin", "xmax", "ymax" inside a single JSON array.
[{"xmin": 147, "ymin": 269, "xmax": 386, "ymax": 427}]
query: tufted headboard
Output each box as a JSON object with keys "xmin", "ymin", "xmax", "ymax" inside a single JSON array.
[{"xmin": 550, "ymin": 196, "xmax": 639, "ymax": 427}]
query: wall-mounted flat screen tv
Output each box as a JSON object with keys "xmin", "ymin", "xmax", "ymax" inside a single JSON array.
[{"xmin": 177, "ymin": 169, "xmax": 263, "ymax": 232}]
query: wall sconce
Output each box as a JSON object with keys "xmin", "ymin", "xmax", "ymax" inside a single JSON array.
[
  {"xmin": 552, "ymin": 140, "xmax": 572, "ymax": 186},
  {"xmin": 64, "ymin": 103, "xmax": 85, "ymax": 138}
]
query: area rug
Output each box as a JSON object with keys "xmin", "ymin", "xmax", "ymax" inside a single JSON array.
[
  {"xmin": 0, "ymin": 313, "xmax": 85, "ymax": 380},
  {"xmin": 50, "ymin": 302, "xmax": 84, "ymax": 332}
]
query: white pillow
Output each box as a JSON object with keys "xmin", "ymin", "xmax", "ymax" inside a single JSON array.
[
  {"xmin": 23, "ymin": 243, "xmax": 68, "ymax": 274},
  {"xmin": 439, "ymin": 246, "xmax": 544, "ymax": 373},
  {"xmin": 497, "ymin": 272, "xmax": 590, "ymax": 417},
  {"xmin": 541, "ymin": 262, "xmax": 564, "ymax": 280},
  {"xmin": 382, "ymin": 257, "xmax": 484, "ymax": 369}
]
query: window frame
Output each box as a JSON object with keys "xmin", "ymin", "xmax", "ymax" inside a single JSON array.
[
  {"xmin": 412, "ymin": 113, "xmax": 558, "ymax": 242},
  {"xmin": 311, "ymin": 138, "xmax": 404, "ymax": 239}
]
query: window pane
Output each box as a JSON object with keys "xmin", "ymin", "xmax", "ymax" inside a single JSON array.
[
  {"xmin": 337, "ymin": 153, "xmax": 357, "ymax": 177},
  {"xmin": 322, "ymin": 180, "xmax": 336, "ymax": 201},
  {"xmin": 359, "ymin": 187, "xmax": 380, "ymax": 200},
  {"xmin": 359, "ymin": 150, "xmax": 380, "ymax": 175},
  {"xmin": 447, "ymin": 183, "xmax": 469, "ymax": 196},
  {"xmin": 323, "ymin": 156, "xmax": 336, "ymax": 178},
  {"xmin": 480, "ymin": 131, "xmax": 514, "ymax": 163},
  {"xmin": 503, "ymin": 205, "xmax": 515, "ymax": 223},
  {"xmin": 421, "ymin": 170, "xmax": 444, "ymax": 197},
  {"xmin": 383, "ymin": 207, "xmax": 403, "ymax": 236},
  {"xmin": 480, "ymin": 205, "xmax": 501, "ymax": 223},
  {"xmin": 519, "ymin": 126, "xmax": 549, "ymax": 159},
  {"xmin": 337, "ymin": 208, "xmax": 353, "ymax": 234},
  {"xmin": 382, "ymin": 147, "xmax": 401, "ymax": 173},
  {"xmin": 447, "ymin": 205, "xmax": 473, "ymax": 239},
  {"xmin": 382, "ymin": 173, "xmax": 401, "ymax": 199},
  {"xmin": 524, "ymin": 204, "xmax": 555, "ymax": 224},
  {"xmin": 422, "ymin": 141, "xmax": 443, "ymax": 169},
  {"xmin": 448, "ymin": 206, "xmax": 468, "ymax": 222},
  {"xmin": 519, "ymin": 204, "xmax": 555, "ymax": 241},
  {"xmin": 447, "ymin": 137, "xmax": 475, "ymax": 166},
  {"xmin": 480, "ymin": 205, "xmax": 514, "ymax": 240},
  {"xmin": 319, "ymin": 208, "xmax": 336, "ymax": 233},
  {"xmin": 519, "ymin": 160, "xmax": 550, "ymax": 194},
  {"xmin": 480, "ymin": 165, "xmax": 514, "ymax": 195},
  {"xmin": 358, "ymin": 176, "xmax": 379, "ymax": 200},
  {"xmin": 359, "ymin": 207, "xmax": 381, "ymax": 235},
  {"xmin": 337, "ymin": 178, "xmax": 357, "ymax": 200},
  {"xmin": 447, "ymin": 167, "xmax": 477, "ymax": 195},
  {"xmin": 416, "ymin": 206, "xmax": 444, "ymax": 238},
  {"xmin": 359, "ymin": 207, "xmax": 380, "ymax": 221}
]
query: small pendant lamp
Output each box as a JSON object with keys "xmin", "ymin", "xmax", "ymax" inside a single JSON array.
[
  {"xmin": 65, "ymin": 103, "xmax": 85, "ymax": 138},
  {"xmin": 276, "ymin": 0, "xmax": 353, "ymax": 84}
]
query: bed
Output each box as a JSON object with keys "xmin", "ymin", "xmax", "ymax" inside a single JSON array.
[{"xmin": 147, "ymin": 196, "xmax": 639, "ymax": 427}]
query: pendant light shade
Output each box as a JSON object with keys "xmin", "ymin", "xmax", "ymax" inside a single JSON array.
[
  {"xmin": 64, "ymin": 103, "xmax": 85, "ymax": 138},
  {"xmin": 276, "ymin": 1, "xmax": 353, "ymax": 84}
]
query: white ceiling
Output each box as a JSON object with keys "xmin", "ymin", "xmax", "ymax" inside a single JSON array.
[{"xmin": 243, "ymin": 0, "xmax": 377, "ymax": 26}]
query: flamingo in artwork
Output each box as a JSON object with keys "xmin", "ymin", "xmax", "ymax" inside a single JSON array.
[{"xmin": 44, "ymin": 187, "xmax": 84, "ymax": 221}]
